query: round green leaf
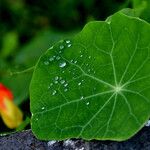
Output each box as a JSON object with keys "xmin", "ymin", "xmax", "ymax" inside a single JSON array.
[{"xmin": 30, "ymin": 11, "xmax": 150, "ymax": 141}]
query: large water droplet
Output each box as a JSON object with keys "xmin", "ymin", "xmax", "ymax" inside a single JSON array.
[{"xmin": 59, "ymin": 61, "xmax": 67, "ymax": 68}]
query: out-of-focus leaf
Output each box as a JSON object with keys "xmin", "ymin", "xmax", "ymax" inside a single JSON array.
[
  {"xmin": 1, "ymin": 31, "xmax": 19, "ymax": 58},
  {"xmin": 131, "ymin": 0, "xmax": 150, "ymax": 22},
  {"xmin": 1, "ymin": 72, "xmax": 32, "ymax": 105},
  {"xmin": 14, "ymin": 29, "xmax": 77, "ymax": 67}
]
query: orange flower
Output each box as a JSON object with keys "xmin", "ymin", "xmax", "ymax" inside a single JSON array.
[{"xmin": 0, "ymin": 83, "xmax": 23, "ymax": 129}]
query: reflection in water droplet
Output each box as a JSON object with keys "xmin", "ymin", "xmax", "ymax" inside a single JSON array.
[
  {"xmin": 67, "ymin": 44, "xmax": 72, "ymax": 47},
  {"xmin": 64, "ymin": 83, "xmax": 68, "ymax": 87},
  {"xmin": 54, "ymin": 81, "xmax": 58, "ymax": 84},
  {"xmin": 52, "ymin": 90, "xmax": 57, "ymax": 95},
  {"xmin": 78, "ymin": 82, "xmax": 81, "ymax": 86},
  {"xmin": 44, "ymin": 61, "xmax": 49, "ymax": 65},
  {"xmin": 66, "ymin": 40, "xmax": 70, "ymax": 44},
  {"xmin": 59, "ymin": 61, "xmax": 67, "ymax": 68},
  {"xmin": 86, "ymin": 102, "xmax": 89, "ymax": 105},
  {"xmin": 60, "ymin": 45, "xmax": 64, "ymax": 49},
  {"xmin": 60, "ymin": 80, "xmax": 65, "ymax": 84}
]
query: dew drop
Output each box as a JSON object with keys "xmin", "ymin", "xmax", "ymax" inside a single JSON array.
[
  {"xmin": 74, "ymin": 60, "xmax": 77, "ymax": 64},
  {"xmin": 86, "ymin": 102, "xmax": 89, "ymax": 105},
  {"xmin": 49, "ymin": 57, "xmax": 54, "ymax": 62},
  {"xmin": 67, "ymin": 44, "xmax": 72, "ymax": 47},
  {"xmin": 42, "ymin": 107, "xmax": 45, "ymax": 110},
  {"xmin": 55, "ymin": 76, "xmax": 59, "ymax": 80},
  {"xmin": 88, "ymin": 56, "xmax": 91, "ymax": 59},
  {"xmin": 50, "ymin": 83, "xmax": 53, "ymax": 86},
  {"xmin": 78, "ymin": 82, "xmax": 81, "ymax": 86},
  {"xmin": 59, "ymin": 61, "xmax": 67, "ymax": 68},
  {"xmin": 36, "ymin": 118, "xmax": 38, "ymax": 121},
  {"xmin": 80, "ymin": 55, "xmax": 83, "ymax": 58},
  {"xmin": 60, "ymin": 45, "xmax": 64, "ymax": 49},
  {"xmin": 54, "ymin": 80, "xmax": 58, "ymax": 84},
  {"xmin": 60, "ymin": 80, "xmax": 65, "ymax": 84},
  {"xmin": 44, "ymin": 61, "xmax": 49, "ymax": 65},
  {"xmin": 66, "ymin": 40, "xmax": 70, "ymax": 44},
  {"xmin": 64, "ymin": 88, "xmax": 68, "ymax": 92},
  {"xmin": 64, "ymin": 83, "xmax": 68, "ymax": 87},
  {"xmin": 52, "ymin": 90, "xmax": 57, "ymax": 95}
]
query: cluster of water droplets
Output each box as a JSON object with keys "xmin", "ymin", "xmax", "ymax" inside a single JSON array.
[
  {"xmin": 44, "ymin": 40, "xmax": 72, "ymax": 69},
  {"xmin": 43, "ymin": 40, "xmax": 93, "ymax": 107},
  {"xmin": 48, "ymin": 76, "xmax": 69, "ymax": 96}
]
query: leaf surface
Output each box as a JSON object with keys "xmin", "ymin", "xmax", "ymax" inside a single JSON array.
[{"xmin": 30, "ymin": 11, "xmax": 150, "ymax": 141}]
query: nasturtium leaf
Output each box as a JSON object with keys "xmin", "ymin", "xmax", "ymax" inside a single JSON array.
[{"xmin": 30, "ymin": 10, "xmax": 150, "ymax": 141}]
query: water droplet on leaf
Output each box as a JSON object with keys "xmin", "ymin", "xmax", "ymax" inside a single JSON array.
[
  {"xmin": 44, "ymin": 61, "xmax": 49, "ymax": 65},
  {"xmin": 59, "ymin": 61, "xmax": 67, "ymax": 68}
]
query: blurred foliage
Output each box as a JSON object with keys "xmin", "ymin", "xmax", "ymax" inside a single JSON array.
[{"xmin": 0, "ymin": 0, "xmax": 150, "ymax": 132}]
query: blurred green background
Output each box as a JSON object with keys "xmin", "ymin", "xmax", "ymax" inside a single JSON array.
[{"xmin": 0, "ymin": 0, "xmax": 150, "ymax": 133}]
